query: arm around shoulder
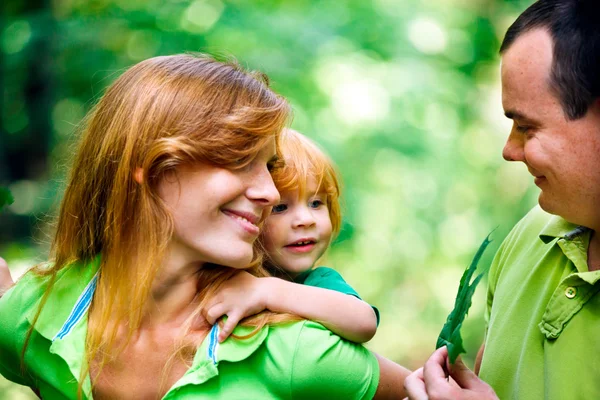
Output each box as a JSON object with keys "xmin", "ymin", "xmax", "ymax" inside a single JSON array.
[{"xmin": 264, "ymin": 277, "xmax": 378, "ymax": 342}]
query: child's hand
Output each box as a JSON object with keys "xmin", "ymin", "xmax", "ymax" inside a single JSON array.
[
  {"xmin": 0, "ymin": 257, "xmax": 15, "ymax": 298},
  {"xmin": 204, "ymin": 271, "xmax": 269, "ymax": 342}
]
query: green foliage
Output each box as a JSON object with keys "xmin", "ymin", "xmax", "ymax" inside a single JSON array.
[
  {"xmin": 436, "ymin": 234, "xmax": 492, "ymax": 364},
  {"xmin": 0, "ymin": 188, "xmax": 14, "ymax": 212}
]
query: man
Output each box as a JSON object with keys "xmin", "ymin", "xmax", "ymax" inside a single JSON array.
[{"xmin": 405, "ymin": 0, "xmax": 600, "ymax": 399}]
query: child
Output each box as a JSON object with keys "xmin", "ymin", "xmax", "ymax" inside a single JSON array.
[{"xmin": 206, "ymin": 128, "xmax": 379, "ymax": 343}]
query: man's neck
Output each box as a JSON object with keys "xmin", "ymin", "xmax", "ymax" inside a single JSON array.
[{"xmin": 587, "ymin": 230, "xmax": 600, "ymax": 272}]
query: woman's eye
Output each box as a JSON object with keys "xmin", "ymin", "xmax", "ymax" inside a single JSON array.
[
  {"xmin": 267, "ymin": 158, "xmax": 284, "ymax": 173},
  {"xmin": 272, "ymin": 204, "xmax": 287, "ymax": 213},
  {"xmin": 309, "ymin": 199, "xmax": 324, "ymax": 208}
]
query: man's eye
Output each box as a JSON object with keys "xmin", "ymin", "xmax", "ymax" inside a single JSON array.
[
  {"xmin": 515, "ymin": 124, "xmax": 530, "ymax": 134},
  {"xmin": 309, "ymin": 200, "xmax": 324, "ymax": 209},
  {"xmin": 272, "ymin": 204, "xmax": 287, "ymax": 213}
]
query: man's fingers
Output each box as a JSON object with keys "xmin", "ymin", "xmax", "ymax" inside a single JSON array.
[
  {"xmin": 218, "ymin": 312, "xmax": 241, "ymax": 342},
  {"xmin": 423, "ymin": 347, "xmax": 451, "ymax": 385},
  {"xmin": 449, "ymin": 356, "xmax": 480, "ymax": 390},
  {"xmin": 404, "ymin": 368, "xmax": 428, "ymax": 400}
]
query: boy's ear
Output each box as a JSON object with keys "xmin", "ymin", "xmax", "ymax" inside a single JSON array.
[{"xmin": 133, "ymin": 167, "xmax": 144, "ymax": 184}]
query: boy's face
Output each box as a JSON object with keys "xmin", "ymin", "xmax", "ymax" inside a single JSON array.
[{"xmin": 262, "ymin": 177, "xmax": 333, "ymax": 279}]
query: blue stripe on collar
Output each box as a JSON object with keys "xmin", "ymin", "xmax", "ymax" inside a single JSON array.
[
  {"xmin": 53, "ymin": 272, "xmax": 99, "ymax": 341},
  {"xmin": 207, "ymin": 324, "xmax": 219, "ymax": 365}
]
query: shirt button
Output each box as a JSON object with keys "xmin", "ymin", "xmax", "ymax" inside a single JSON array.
[{"xmin": 565, "ymin": 287, "xmax": 577, "ymax": 299}]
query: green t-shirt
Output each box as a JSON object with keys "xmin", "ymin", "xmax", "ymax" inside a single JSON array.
[
  {"xmin": 294, "ymin": 266, "xmax": 380, "ymax": 325},
  {"xmin": 0, "ymin": 260, "xmax": 380, "ymax": 399},
  {"xmin": 480, "ymin": 206, "xmax": 600, "ymax": 399}
]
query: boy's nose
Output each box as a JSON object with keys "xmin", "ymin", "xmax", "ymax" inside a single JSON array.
[{"xmin": 292, "ymin": 206, "xmax": 316, "ymax": 228}]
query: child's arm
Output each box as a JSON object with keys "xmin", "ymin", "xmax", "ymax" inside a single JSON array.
[
  {"xmin": 264, "ymin": 277, "xmax": 378, "ymax": 343},
  {"xmin": 204, "ymin": 270, "xmax": 377, "ymax": 343}
]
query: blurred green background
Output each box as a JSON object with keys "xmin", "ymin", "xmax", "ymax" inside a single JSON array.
[{"xmin": 1, "ymin": 0, "xmax": 538, "ymax": 397}]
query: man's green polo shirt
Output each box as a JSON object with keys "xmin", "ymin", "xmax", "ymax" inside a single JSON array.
[
  {"xmin": 480, "ymin": 206, "xmax": 600, "ymax": 399},
  {"xmin": 0, "ymin": 259, "xmax": 379, "ymax": 399}
]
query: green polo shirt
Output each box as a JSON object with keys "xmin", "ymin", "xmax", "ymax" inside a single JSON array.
[
  {"xmin": 294, "ymin": 266, "xmax": 380, "ymax": 325},
  {"xmin": 0, "ymin": 259, "xmax": 380, "ymax": 399},
  {"xmin": 480, "ymin": 206, "xmax": 600, "ymax": 399}
]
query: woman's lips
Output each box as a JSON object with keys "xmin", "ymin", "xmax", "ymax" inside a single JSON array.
[{"xmin": 223, "ymin": 210, "xmax": 260, "ymax": 236}]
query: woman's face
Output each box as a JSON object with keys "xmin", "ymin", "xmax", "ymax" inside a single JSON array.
[{"xmin": 158, "ymin": 138, "xmax": 280, "ymax": 269}]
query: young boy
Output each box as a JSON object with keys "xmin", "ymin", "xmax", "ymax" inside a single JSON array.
[{"xmin": 206, "ymin": 129, "xmax": 379, "ymax": 343}]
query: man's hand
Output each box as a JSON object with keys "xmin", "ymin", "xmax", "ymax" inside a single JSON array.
[
  {"xmin": 404, "ymin": 346, "xmax": 498, "ymax": 400},
  {"xmin": 0, "ymin": 257, "xmax": 15, "ymax": 298},
  {"xmin": 203, "ymin": 271, "xmax": 269, "ymax": 342}
]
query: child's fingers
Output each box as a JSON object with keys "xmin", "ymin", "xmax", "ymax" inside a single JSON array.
[
  {"xmin": 205, "ymin": 303, "xmax": 227, "ymax": 325},
  {"xmin": 219, "ymin": 311, "xmax": 242, "ymax": 342}
]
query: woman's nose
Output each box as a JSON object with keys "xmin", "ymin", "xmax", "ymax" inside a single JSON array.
[{"xmin": 247, "ymin": 167, "xmax": 280, "ymax": 206}]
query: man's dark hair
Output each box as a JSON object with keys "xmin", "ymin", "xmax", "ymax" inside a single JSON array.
[{"xmin": 500, "ymin": 0, "xmax": 600, "ymax": 120}]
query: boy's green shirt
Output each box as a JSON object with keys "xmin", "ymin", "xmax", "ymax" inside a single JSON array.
[
  {"xmin": 480, "ymin": 206, "xmax": 600, "ymax": 399},
  {"xmin": 0, "ymin": 259, "xmax": 380, "ymax": 399}
]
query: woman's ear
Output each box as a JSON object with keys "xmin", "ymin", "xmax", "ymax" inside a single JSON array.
[{"xmin": 133, "ymin": 167, "xmax": 144, "ymax": 184}]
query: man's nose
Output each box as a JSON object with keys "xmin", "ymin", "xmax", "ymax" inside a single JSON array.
[{"xmin": 502, "ymin": 130, "xmax": 525, "ymax": 162}]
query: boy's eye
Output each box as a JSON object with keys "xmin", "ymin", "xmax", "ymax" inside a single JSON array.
[
  {"xmin": 272, "ymin": 204, "xmax": 287, "ymax": 213},
  {"xmin": 309, "ymin": 199, "xmax": 324, "ymax": 209}
]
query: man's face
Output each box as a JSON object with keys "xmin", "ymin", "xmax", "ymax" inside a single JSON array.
[{"xmin": 501, "ymin": 28, "xmax": 600, "ymax": 228}]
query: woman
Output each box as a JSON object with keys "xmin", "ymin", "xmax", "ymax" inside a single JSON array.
[{"xmin": 0, "ymin": 54, "xmax": 409, "ymax": 399}]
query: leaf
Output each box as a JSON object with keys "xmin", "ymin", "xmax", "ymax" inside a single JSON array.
[
  {"xmin": 436, "ymin": 233, "xmax": 493, "ymax": 364},
  {"xmin": 0, "ymin": 187, "xmax": 14, "ymax": 212}
]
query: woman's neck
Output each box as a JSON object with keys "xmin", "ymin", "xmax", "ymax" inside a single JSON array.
[{"xmin": 142, "ymin": 244, "xmax": 205, "ymax": 329}]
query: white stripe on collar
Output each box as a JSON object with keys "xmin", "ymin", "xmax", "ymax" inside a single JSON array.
[
  {"xmin": 207, "ymin": 324, "xmax": 219, "ymax": 365},
  {"xmin": 53, "ymin": 272, "xmax": 99, "ymax": 341}
]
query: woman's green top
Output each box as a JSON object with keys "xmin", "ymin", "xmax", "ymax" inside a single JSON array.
[{"xmin": 0, "ymin": 258, "xmax": 379, "ymax": 399}]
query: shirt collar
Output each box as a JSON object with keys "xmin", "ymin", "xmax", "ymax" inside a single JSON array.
[
  {"xmin": 26, "ymin": 256, "xmax": 100, "ymax": 399},
  {"xmin": 539, "ymin": 214, "xmax": 590, "ymax": 243},
  {"xmin": 26, "ymin": 256, "xmax": 100, "ymax": 341},
  {"xmin": 165, "ymin": 323, "xmax": 270, "ymax": 396}
]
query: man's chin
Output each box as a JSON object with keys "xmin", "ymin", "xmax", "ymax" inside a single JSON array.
[{"xmin": 537, "ymin": 194, "xmax": 560, "ymax": 217}]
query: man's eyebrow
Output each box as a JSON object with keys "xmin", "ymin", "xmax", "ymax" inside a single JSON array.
[{"xmin": 504, "ymin": 110, "xmax": 540, "ymax": 124}]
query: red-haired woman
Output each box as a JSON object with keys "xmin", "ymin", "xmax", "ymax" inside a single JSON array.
[{"xmin": 0, "ymin": 54, "xmax": 409, "ymax": 399}]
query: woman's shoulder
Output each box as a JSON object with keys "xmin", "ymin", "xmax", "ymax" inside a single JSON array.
[
  {"xmin": 267, "ymin": 320, "xmax": 374, "ymax": 357},
  {"xmin": 265, "ymin": 321, "xmax": 380, "ymax": 398},
  {"xmin": 0, "ymin": 268, "xmax": 53, "ymax": 323},
  {"xmin": 0, "ymin": 259, "xmax": 99, "ymax": 343}
]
